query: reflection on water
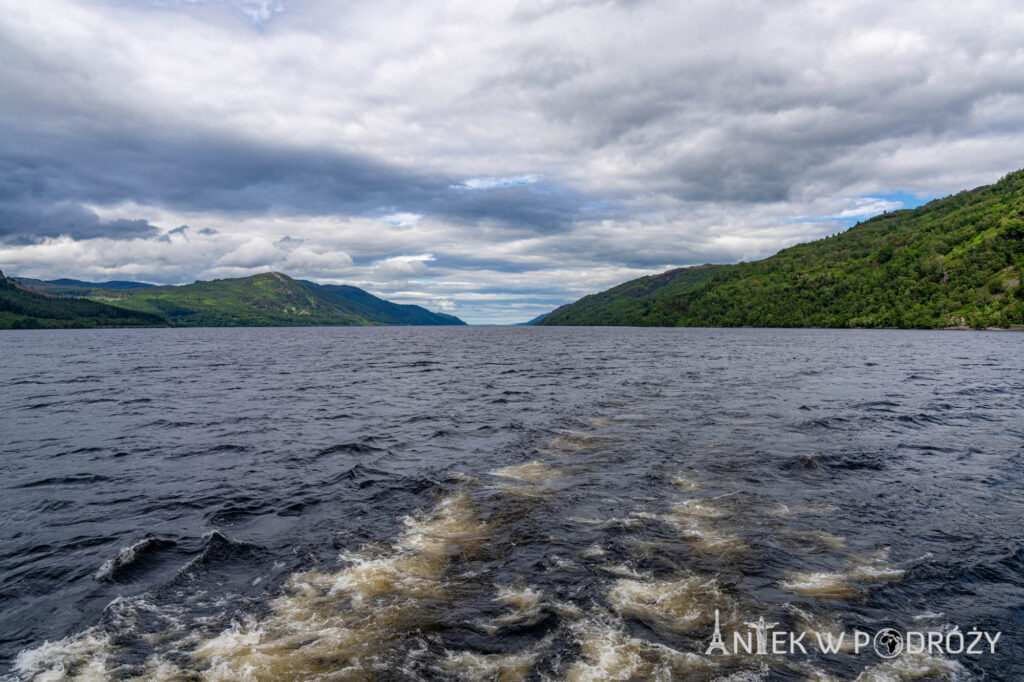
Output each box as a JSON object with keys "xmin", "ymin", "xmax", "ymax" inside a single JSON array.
[{"xmin": 1, "ymin": 326, "xmax": 1021, "ymax": 680}]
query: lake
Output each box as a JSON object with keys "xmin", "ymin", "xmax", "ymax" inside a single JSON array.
[{"xmin": 1, "ymin": 327, "xmax": 1021, "ymax": 680}]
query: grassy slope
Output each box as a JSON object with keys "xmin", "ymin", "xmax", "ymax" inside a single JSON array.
[
  {"xmin": 5, "ymin": 271, "xmax": 467, "ymax": 328},
  {"xmin": 100, "ymin": 272, "xmax": 371, "ymax": 327},
  {"xmin": 538, "ymin": 265, "xmax": 722, "ymax": 326},
  {"xmin": 542, "ymin": 170, "xmax": 1024, "ymax": 328},
  {"xmin": 93, "ymin": 272, "xmax": 465, "ymax": 326},
  {"xmin": 0, "ymin": 272, "xmax": 165, "ymax": 329}
]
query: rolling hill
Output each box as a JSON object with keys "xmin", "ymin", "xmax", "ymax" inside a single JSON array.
[
  {"xmin": 0, "ymin": 271, "xmax": 166, "ymax": 329},
  {"xmin": 11, "ymin": 277, "xmax": 157, "ymax": 296},
  {"xmin": 308, "ymin": 283, "xmax": 464, "ymax": 326},
  {"xmin": 2, "ymin": 271, "xmax": 465, "ymax": 328},
  {"xmin": 541, "ymin": 170, "xmax": 1024, "ymax": 329}
]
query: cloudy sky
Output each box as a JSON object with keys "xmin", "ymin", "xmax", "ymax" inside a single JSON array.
[{"xmin": 2, "ymin": 0, "xmax": 1024, "ymax": 323}]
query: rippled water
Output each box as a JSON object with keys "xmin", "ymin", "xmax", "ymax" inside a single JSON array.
[{"xmin": 1, "ymin": 327, "xmax": 1022, "ymax": 681}]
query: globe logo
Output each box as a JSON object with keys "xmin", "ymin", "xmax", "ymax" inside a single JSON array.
[{"xmin": 873, "ymin": 628, "xmax": 904, "ymax": 658}]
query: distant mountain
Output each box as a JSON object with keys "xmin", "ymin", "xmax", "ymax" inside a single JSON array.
[
  {"xmin": 12, "ymin": 277, "xmax": 158, "ymax": 296},
  {"xmin": 3, "ymin": 271, "xmax": 465, "ymax": 328},
  {"xmin": 515, "ymin": 313, "xmax": 550, "ymax": 325},
  {"xmin": 0, "ymin": 271, "xmax": 165, "ymax": 329},
  {"xmin": 541, "ymin": 170, "xmax": 1024, "ymax": 329},
  {"xmin": 307, "ymin": 282, "xmax": 464, "ymax": 326}
]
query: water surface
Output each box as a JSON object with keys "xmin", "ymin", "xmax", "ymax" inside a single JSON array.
[{"xmin": 1, "ymin": 327, "xmax": 1021, "ymax": 680}]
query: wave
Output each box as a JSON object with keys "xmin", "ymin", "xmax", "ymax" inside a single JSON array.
[
  {"xmin": 16, "ymin": 474, "xmax": 113, "ymax": 488},
  {"xmin": 95, "ymin": 537, "xmax": 178, "ymax": 582},
  {"xmin": 315, "ymin": 440, "xmax": 388, "ymax": 457}
]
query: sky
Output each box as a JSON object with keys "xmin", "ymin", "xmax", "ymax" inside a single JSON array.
[{"xmin": 2, "ymin": 1, "xmax": 1024, "ymax": 323}]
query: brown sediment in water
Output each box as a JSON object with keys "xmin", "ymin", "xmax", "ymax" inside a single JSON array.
[
  {"xmin": 187, "ymin": 493, "xmax": 487, "ymax": 680},
  {"xmin": 634, "ymin": 497, "xmax": 750, "ymax": 556},
  {"xmin": 490, "ymin": 460, "xmax": 561, "ymax": 482},
  {"xmin": 855, "ymin": 650, "xmax": 965, "ymax": 681},
  {"xmin": 476, "ymin": 585, "xmax": 547, "ymax": 635},
  {"xmin": 543, "ymin": 431, "xmax": 619, "ymax": 456},
  {"xmin": 564, "ymin": 616, "xmax": 717, "ymax": 682},
  {"xmin": 799, "ymin": 649, "xmax": 965, "ymax": 681},
  {"xmin": 785, "ymin": 605, "xmax": 857, "ymax": 654},
  {"xmin": 440, "ymin": 641, "xmax": 547, "ymax": 682},
  {"xmin": 769, "ymin": 503, "xmax": 839, "ymax": 518},
  {"xmin": 10, "ymin": 629, "xmax": 116, "ymax": 682},
  {"xmin": 670, "ymin": 474, "xmax": 700, "ymax": 491},
  {"xmin": 489, "ymin": 459, "xmax": 563, "ymax": 498},
  {"xmin": 780, "ymin": 549, "xmax": 906, "ymax": 599},
  {"xmin": 782, "ymin": 529, "xmax": 848, "ymax": 551},
  {"xmin": 606, "ymin": 571, "xmax": 729, "ymax": 633},
  {"xmin": 671, "ymin": 498, "xmax": 731, "ymax": 519},
  {"xmin": 580, "ymin": 544, "xmax": 608, "ymax": 558},
  {"xmin": 561, "ymin": 614, "xmax": 720, "ymax": 679}
]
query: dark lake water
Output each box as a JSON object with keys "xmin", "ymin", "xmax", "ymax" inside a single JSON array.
[{"xmin": 0, "ymin": 327, "xmax": 1022, "ymax": 681}]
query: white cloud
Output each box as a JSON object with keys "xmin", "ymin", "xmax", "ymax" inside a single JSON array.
[
  {"xmin": 280, "ymin": 246, "xmax": 353, "ymax": 272},
  {"xmin": 431, "ymin": 298, "xmax": 456, "ymax": 312},
  {"xmin": 372, "ymin": 254, "xmax": 435, "ymax": 281},
  {"xmin": 215, "ymin": 237, "xmax": 281, "ymax": 268}
]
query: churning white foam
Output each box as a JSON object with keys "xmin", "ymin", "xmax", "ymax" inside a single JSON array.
[
  {"xmin": 634, "ymin": 497, "xmax": 749, "ymax": 555},
  {"xmin": 11, "ymin": 628, "xmax": 116, "ymax": 682},
  {"xmin": 190, "ymin": 493, "xmax": 487, "ymax": 680},
  {"xmin": 781, "ymin": 549, "xmax": 906, "ymax": 598},
  {"xmin": 490, "ymin": 460, "xmax": 561, "ymax": 482},
  {"xmin": 564, "ymin": 616, "xmax": 715, "ymax": 682},
  {"xmin": 606, "ymin": 571, "xmax": 727, "ymax": 633}
]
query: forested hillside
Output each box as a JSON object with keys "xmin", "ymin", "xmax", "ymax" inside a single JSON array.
[{"xmin": 542, "ymin": 170, "xmax": 1024, "ymax": 328}]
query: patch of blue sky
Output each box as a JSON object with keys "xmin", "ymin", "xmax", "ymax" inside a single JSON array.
[
  {"xmin": 143, "ymin": 0, "xmax": 285, "ymax": 29},
  {"xmin": 377, "ymin": 212, "xmax": 422, "ymax": 227},
  {"xmin": 453, "ymin": 174, "xmax": 543, "ymax": 190},
  {"xmin": 782, "ymin": 190, "xmax": 934, "ymax": 227},
  {"xmin": 870, "ymin": 190, "xmax": 931, "ymax": 210}
]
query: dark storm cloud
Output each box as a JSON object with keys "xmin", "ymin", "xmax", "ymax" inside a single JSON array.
[
  {"xmin": 0, "ymin": 120, "xmax": 436, "ymax": 214},
  {"xmin": 0, "ymin": 117, "xmax": 609, "ymax": 240},
  {"xmin": 5, "ymin": 0, "xmax": 1024, "ymax": 231},
  {"xmin": 433, "ymin": 235, "xmax": 733, "ymax": 274},
  {"xmin": 0, "ymin": 198, "xmax": 160, "ymax": 242},
  {"xmin": 151, "ymin": 225, "xmax": 219, "ymax": 242},
  {"xmin": 432, "ymin": 185, "xmax": 602, "ymax": 231}
]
